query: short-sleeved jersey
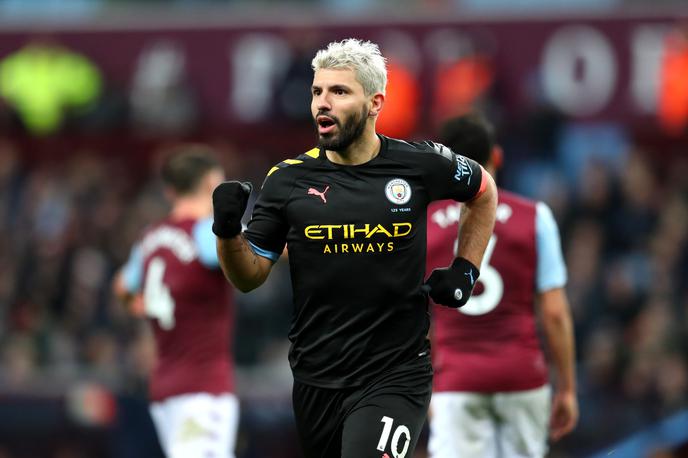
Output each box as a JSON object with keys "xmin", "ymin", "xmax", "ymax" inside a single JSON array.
[
  {"xmin": 245, "ymin": 135, "xmax": 484, "ymax": 388},
  {"xmin": 124, "ymin": 218, "xmax": 235, "ymax": 401},
  {"xmin": 427, "ymin": 190, "xmax": 567, "ymax": 392}
]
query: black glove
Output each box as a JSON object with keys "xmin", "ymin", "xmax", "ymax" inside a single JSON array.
[
  {"xmin": 424, "ymin": 257, "xmax": 480, "ymax": 308},
  {"xmin": 212, "ymin": 181, "xmax": 252, "ymax": 238}
]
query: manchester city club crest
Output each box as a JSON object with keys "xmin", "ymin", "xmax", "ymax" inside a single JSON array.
[{"xmin": 385, "ymin": 178, "xmax": 412, "ymax": 205}]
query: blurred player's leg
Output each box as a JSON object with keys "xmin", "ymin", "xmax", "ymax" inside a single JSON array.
[
  {"xmin": 494, "ymin": 385, "xmax": 551, "ymax": 458},
  {"xmin": 218, "ymin": 394, "xmax": 241, "ymax": 458},
  {"xmin": 150, "ymin": 392, "xmax": 240, "ymax": 458},
  {"xmin": 150, "ymin": 401, "xmax": 172, "ymax": 456},
  {"xmin": 428, "ymin": 392, "xmax": 497, "ymax": 458}
]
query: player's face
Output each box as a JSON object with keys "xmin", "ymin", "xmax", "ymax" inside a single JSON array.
[{"xmin": 311, "ymin": 68, "xmax": 370, "ymax": 151}]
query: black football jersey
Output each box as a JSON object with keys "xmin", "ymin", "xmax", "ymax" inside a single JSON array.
[{"xmin": 245, "ymin": 134, "xmax": 484, "ymax": 388}]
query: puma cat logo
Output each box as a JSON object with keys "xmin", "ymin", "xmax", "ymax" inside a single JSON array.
[{"xmin": 308, "ymin": 185, "xmax": 330, "ymax": 204}]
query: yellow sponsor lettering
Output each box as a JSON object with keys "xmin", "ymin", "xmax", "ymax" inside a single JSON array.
[
  {"xmin": 305, "ymin": 225, "xmax": 325, "ymax": 240},
  {"xmin": 320, "ymin": 242, "xmax": 396, "ymax": 254},
  {"xmin": 366, "ymin": 224, "xmax": 393, "ymax": 238},
  {"xmin": 349, "ymin": 224, "xmax": 370, "ymax": 238},
  {"xmin": 305, "ymin": 223, "xmax": 413, "ymax": 240},
  {"xmin": 321, "ymin": 224, "xmax": 342, "ymax": 239},
  {"xmin": 393, "ymin": 222, "xmax": 412, "ymax": 237}
]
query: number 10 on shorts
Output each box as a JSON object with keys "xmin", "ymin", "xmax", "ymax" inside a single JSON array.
[{"xmin": 376, "ymin": 416, "xmax": 411, "ymax": 458}]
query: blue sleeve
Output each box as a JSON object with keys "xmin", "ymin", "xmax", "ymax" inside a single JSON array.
[
  {"xmin": 248, "ymin": 241, "xmax": 280, "ymax": 263},
  {"xmin": 122, "ymin": 244, "xmax": 144, "ymax": 293},
  {"xmin": 193, "ymin": 217, "xmax": 220, "ymax": 268},
  {"xmin": 195, "ymin": 216, "xmax": 278, "ymax": 265},
  {"xmin": 535, "ymin": 202, "xmax": 567, "ymax": 292}
]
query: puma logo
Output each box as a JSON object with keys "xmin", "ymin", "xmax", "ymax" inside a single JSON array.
[
  {"xmin": 307, "ymin": 185, "xmax": 330, "ymax": 204},
  {"xmin": 465, "ymin": 270, "xmax": 475, "ymax": 285}
]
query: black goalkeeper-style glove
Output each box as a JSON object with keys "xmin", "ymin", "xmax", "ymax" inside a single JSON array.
[
  {"xmin": 424, "ymin": 257, "xmax": 480, "ymax": 308},
  {"xmin": 212, "ymin": 181, "xmax": 253, "ymax": 238}
]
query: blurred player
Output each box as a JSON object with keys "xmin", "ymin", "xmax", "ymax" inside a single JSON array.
[
  {"xmin": 427, "ymin": 114, "xmax": 578, "ymax": 458},
  {"xmin": 113, "ymin": 146, "xmax": 239, "ymax": 458},
  {"xmin": 211, "ymin": 39, "xmax": 497, "ymax": 458}
]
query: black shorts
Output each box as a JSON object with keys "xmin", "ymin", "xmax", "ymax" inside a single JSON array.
[{"xmin": 292, "ymin": 355, "xmax": 432, "ymax": 458}]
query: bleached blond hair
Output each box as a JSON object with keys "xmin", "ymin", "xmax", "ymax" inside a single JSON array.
[{"xmin": 311, "ymin": 38, "xmax": 387, "ymax": 96}]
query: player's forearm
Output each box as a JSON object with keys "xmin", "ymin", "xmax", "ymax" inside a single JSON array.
[
  {"xmin": 456, "ymin": 172, "xmax": 497, "ymax": 267},
  {"xmin": 541, "ymin": 288, "xmax": 577, "ymax": 393},
  {"xmin": 112, "ymin": 271, "xmax": 146, "ymax": 316},
  {"xmin": 112, "ymin": 271, "xmax": 133, "ymax": 305},
  {"xmin": 216, "ymin": 234, "xmax": 272, "ymax": 293}
]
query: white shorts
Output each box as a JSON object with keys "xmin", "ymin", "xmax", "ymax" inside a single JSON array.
[
  {"xmin": 428, "ymin": 385, "xmax": 551, "ymax": 458},
  {"xmin": 150, "ymin": 392, "xmax": 240, "ymax": 458}
]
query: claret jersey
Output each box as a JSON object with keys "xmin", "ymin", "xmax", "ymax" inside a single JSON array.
[
  {"xmin": 122, "ymin": 218, "xmax": 235, "ymax": 401},
  {"xmin": 427, "ymin": 190, "xmax": 567, "ymax": 392},
  {"xmin": 245, "ymin": 135, "xmax": 485, "ymax": 388}
]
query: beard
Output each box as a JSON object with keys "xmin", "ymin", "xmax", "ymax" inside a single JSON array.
[{"xmin": 315, "ymin": 106, "xmax": 368, "ymax": 152}]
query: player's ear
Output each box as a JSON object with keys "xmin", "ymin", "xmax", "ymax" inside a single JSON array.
[
  {"xmin": 368, "ymin": 92, "xmax": 385, "ymax": 118},
  {"xmin": 201, "ymin": 169, "xmax": 224, "ymax": 196},
  {"xmin": 491, "ymin": 145, "xmax": 504, "ymax": 170}
]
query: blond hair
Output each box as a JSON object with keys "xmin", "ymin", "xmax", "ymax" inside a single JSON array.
[{"xmin": 311, "ymin": 38, "xmax": 387, "ymax": 96}]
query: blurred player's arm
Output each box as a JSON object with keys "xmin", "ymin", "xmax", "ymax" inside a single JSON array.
[
  {"xmin": 112, "ymin": 269, "xmax": 134, "ymax": 304},
  {"xmin": 535, "ymin": 201, "xmax": 578, "ymax": 441},
  {"xmin": 539, "ymin": 287, "xmax": 578, "ymax": 441},
  {"xmin": 112, "ymin": 245, "xmax": 145, "ymax": 316}
]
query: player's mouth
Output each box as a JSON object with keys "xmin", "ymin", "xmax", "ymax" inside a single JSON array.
[{"xmin": 317, "ymin": 115, "xmax": 337, "ymax": 135}]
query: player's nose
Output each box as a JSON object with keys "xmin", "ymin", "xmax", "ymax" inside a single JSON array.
[{"xmin": 314, "ymin": 93, "xmax": 332, "ymax": 111}]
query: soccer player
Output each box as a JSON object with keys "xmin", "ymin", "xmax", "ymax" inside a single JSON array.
[
  {"xmin": 113, "ymin": 146, "xmax": 239, "ymax": 458},
  {"xmin": 427, "ymin": 114, "xmax": 578, "ymax": 458},
  {"xmin": 211, "ymin": 39, "xmax": 497, "ymax": 458}
]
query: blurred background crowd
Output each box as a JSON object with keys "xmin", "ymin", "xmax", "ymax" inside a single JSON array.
[{"xmin": 0, "ymin": 0, "xmax": 687, "ymax": 457}]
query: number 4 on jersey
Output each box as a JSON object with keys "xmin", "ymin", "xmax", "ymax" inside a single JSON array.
[
  {"xmin": 459, "ymin": 235, "xmax": 504, "ymax": 316},
  {"xmin": 143, "ymin": 257, "xmax": 176, "ymax": 330}
]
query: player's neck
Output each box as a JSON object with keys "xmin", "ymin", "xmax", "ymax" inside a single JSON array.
[
  {"xmin": 326, "ymin": 129, "xmax": 380, "ymax": 166},
  {"xmin": 170, "ymin": 196, "xmax": 211, "ymax": 221}
]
